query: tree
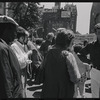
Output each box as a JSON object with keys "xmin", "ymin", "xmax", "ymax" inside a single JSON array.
[{"xmin": 8, "ymin": 2, "xmax": 41, "ymax": 30}]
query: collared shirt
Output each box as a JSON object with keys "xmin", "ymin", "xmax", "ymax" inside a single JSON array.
[
  {"xmin": 80, "ymin": 40, "xmax": 100, "ymax": 70},
  {"xmin": 11, "ymin": 40, "xmax": 29, "ymax": 69}
]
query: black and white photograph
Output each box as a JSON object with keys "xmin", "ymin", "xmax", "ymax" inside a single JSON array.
[{"xmin": 0, "ymin": 2, "xmax": 100, "ymax": 98}]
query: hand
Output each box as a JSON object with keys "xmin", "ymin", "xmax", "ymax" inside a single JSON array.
[
  {"xmin": 80, "ymin": 73, "xmax": 87, "ymax": 83},
  {"xmin": 26, "ymin": 60, "xmax": 32, "ymax": 65},
  {"xmin": 27, "ymin": 50, "xmax": 32, "ymax": 56}
]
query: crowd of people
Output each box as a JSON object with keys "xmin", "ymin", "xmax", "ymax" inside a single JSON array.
[{"xmin": 0, "ymin": 15, "xmax": 100, "ymax": 98}]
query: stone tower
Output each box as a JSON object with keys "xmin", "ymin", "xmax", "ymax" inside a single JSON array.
[
  {"xmin": 55, "ymin": 2, "xmax": 61, "ymax": 9},
  {"xmin": 90, "ymin": 3, "xmax": 100, "ymax": 33}
]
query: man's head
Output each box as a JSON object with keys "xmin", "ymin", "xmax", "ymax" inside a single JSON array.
[
  {"xmin": 46, "ymin": 32, "xmax": 54, "ymax": 42},
  {"xmin": 94, "ymin": 23, "xmax": 100, "ymax": 43},
  {"xmin": 35, "ymin": 38, "xmax": 44, "ymax": 46},
  {"xmin": 0, "ymin": 15, "xmax": 18, "ymax": 44},
  {"xmin": 16, "ymin": 26, "xmax": 29, "ymax": 44}
]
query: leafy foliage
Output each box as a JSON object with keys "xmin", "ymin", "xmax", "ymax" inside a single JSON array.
[{"xmin": 8, "ymin": 2, "xmax": 41, "ymax": 30}]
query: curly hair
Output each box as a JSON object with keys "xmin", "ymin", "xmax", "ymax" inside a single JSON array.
[
  {"xmin": 56, "ymin": 28, "xmax": 75, "ymax": 48},
  {"xmin": 16, "ymin": 26, "xmax": 29, "ymax": 39}
]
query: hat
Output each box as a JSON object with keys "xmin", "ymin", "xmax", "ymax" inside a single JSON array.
[
  {"xmin": 94, "ymin": 23, "xmax": 100, "ymax": 29},
  {"xmin": 0, "ymin": 15, "xmax": 18, "ymax": 26},
  {"xmin": 17, "ymin": 26, "xmax": 29, "ymax": 36}
]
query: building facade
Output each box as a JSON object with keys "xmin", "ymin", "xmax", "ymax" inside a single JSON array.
[
  {"xmin": 0, "ymin": 2, "xmax": 9, "ymax": 15},
  {"xmin": 89, "ymin": 3, "xmax": 100, "ymax": 33},
  {"xmin": 41, "ymin": 2, "xmax": 77, "ymax": 39}
]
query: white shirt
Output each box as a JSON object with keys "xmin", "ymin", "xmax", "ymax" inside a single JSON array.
[{"xmin": 11, "ymin": 40, "xmax": 29, "ymax": 69}]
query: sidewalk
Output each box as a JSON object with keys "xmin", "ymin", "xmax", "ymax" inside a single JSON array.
[
  {"xmin": 26, "ymin": 79, "xmax": 92, "ymax": 98},
  {"xmin": 26, "ymin": 79, "xmax": 42, "ymax": 98}
]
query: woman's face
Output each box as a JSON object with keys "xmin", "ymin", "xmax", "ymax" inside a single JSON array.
[{"xmin": 24, "ymin": 35, "xmax": 29, "ymax": 44}]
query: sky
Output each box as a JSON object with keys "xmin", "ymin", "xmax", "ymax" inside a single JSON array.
[{"xmin": 40, "ymin": 2, "xmax": 93, "ymax": 35}]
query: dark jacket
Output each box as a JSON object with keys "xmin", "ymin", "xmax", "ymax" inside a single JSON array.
[
  {"xmin": 27, "ymin": 40, "xmax": 43, "ymax": 68},
  {"xmin": 0, "ymin": 39, "xmax": 23, "ymax": 98},
  {"xmin": 41, "ymin": 48, "xmax": 80, "ymax": 98},
  {"xmin": 80, "ymin": 40, "xmax": 100, "ymax": 70},
  {"xmin": 40, "ymin": 40, "xmax": 52, "ymax": 58}
]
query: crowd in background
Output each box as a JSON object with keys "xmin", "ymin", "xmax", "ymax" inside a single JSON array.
[{"xmin": 1, "ymin": 15, "xmax": 100, "ymax": 98}]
